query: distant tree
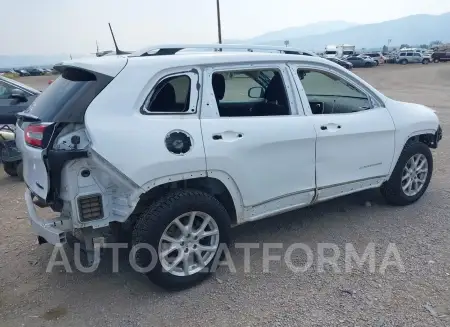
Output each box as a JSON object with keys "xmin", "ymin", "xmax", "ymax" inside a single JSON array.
[
  {"xmin": 400, "ymin": 44, "xmax": 409, "ymax": 49},
  {"xmin": 419, "ymin": 44, "xmax": 428, "ymax": 49},
  {"xmin": 430, "ymin": 40, "xmax": 443, "ymax": 47},
  {"xmin": 284, "ymin": 40, "xmax": 290, "ymax": 47},
  {"xmin": 382, "ymin": 45, "xmax": 388, "ymax": 53}
]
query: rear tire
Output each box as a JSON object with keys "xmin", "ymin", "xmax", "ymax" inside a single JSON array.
[
  {"xmin": 3, "ymin": 162, "xmax": 18, "ymax": 177},
  {"xmin": 400, "ymin": 59, "xmax": 408, "ymax": 65},
  {"xmin": 374, "ymin": 60, "xmax": 379, "ymax": 66},
  {"xmin": 131, "ymin": 189, "xmax": 231, "ymax": 291},
  {"xmin": 422, "ymin": 59, "xmax": 430, "ymax": 64},
  {"xmin": 434, "ymin": 58, "xmax": 440, "ymax": 63},
  {"xmin": 381, "ymin": 142, "xmax": 433, "ymax": 206}
]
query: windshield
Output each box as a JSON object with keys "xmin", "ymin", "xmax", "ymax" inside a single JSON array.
[{"xmin": 325, "ymin": 51, "xmax": 337, "ymax": 55}]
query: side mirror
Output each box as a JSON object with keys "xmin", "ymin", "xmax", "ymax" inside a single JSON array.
[
  {"xmin": 9, "ymin": 89, "xmax": 27, "ymax": 103},
  {"xmin": 248, "ymin": 87, "xmax": 265, "ymax": 99}
]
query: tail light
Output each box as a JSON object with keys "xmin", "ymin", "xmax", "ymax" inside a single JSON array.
[{"xmin": 24, "ymin": 123, "xmax": 52, "ymax": 148}]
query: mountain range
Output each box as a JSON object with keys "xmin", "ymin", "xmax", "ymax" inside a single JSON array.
[
  {"xmin": 1, "ymin": 12, "xmax": 449, "ymax": 69},
  {"xmin": 227, "ymin": 21, "xmax": 358, "ymax": 44},
  {"xmin": 232, "ymin": 12, "xmax": 450, "ymax": 51}
]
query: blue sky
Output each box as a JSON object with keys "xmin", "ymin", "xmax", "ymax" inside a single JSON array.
[{"xmin": 2, "ymin": 0, "xmax": 450, "ymax": 55}]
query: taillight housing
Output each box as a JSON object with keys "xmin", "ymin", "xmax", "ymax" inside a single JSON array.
[{"xmin": 24, "ymin": 123, "xmax": 52, "ymax": 148}]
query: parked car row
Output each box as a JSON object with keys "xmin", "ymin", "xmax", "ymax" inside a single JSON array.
[
  {"xmin": 324, "ymin": 49, "xmax": 450, "ymax": 69},
  {"xmin": 386, "ymin": 48, "xmax": 450, "ymax": 65},
  {"xmin": 1, "ymin": 67, "xmax": 57, "ymax": 77},
  {"xmin": 324, "ymin": 53, "xmax": 380, "ymax": 69}
]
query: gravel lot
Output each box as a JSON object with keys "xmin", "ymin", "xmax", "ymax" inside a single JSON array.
[{"xmin": 1, "ymin": 64, "xmax": 450, "ymax": 327}]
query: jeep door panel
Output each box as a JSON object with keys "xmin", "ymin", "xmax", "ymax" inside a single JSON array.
[
  {"xmin": 200, "ymin": 64, "xmax": 317, "ymax": 208},
  {"xmin": 289, "ymin": 64, "xmax": 396, "ymax": 192}
]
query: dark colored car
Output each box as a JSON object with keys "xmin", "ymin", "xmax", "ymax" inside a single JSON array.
[
  {"xmin": 432, "ymin": 52, "xmax": 450, "ymax": 63},
  {"xmin": 27, "ymin": 68, "xmax": 44, "ymax": 76},
  {"xmin": 327, "ymin": 57, "xmax": 353, "ymax": 69},
  {"xmin": 0, "ymin": 75, "xmax": 41, "ymax": 124},
  {"xmin": 345, "ymin": 56, "xmax": 376, "ymax": 68},
  {"xmin": 17, "ymin": 69, "xmax": 30, "ymax": 77}
]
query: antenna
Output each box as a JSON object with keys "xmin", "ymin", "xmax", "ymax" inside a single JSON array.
[
  {"xmin": 96, "ymin": 40, "xmax": 99, "ymax": 53},
  {"xmin": 108, "ymin": 22, "xmax": 129, "ymax": 55}
]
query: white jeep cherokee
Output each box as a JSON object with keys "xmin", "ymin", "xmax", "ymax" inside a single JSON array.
[{"xmin": 16, "ymin": 44, "xmax": 442, "ymax": 290}]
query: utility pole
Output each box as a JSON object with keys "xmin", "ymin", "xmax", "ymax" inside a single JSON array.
[{"xmin": 216, "ymin": 0, "xmax": 222, "ymax": 44}]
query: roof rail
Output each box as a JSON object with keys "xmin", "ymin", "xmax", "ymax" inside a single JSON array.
[{"xmin": 130, "ymin": 44, "xmax": 317, "ymax": 57}]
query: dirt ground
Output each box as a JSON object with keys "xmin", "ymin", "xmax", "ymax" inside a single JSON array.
[{"xmin": 1, "ymin": 63, "xmax": 450, "ymax": 327}]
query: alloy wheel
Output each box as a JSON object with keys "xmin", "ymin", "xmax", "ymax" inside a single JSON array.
[
  {"xmin": 158, "ymin": 211, "xmax": 220, "ymax": 277},
  {"xmin": 401, "ymin": 153, "xmax": 429, "ymax": 197}
]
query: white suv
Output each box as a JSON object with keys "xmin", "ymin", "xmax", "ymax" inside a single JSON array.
[
  {"xmin": 16, "ymin": 44, "xmax": 442, "ymax": 290},
  {"xmin": 397, "ymin": 51, "xmax": 431, "ymax": 65}
]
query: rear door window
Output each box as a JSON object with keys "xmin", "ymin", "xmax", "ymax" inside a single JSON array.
[{"xmin": 21, "ymin": 68, "xmax": 113, "ymax": 123}]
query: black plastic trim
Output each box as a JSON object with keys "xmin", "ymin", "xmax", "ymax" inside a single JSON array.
[{"xmin": 46, "ymin": 149, "xmax": 89, "ymax": 211}]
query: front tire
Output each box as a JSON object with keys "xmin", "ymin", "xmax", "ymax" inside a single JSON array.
[
  {"xmin": 434, "ymin": 58, "xmax": 440, "ymax": 63},
  {"xmin": 132, "ymin": 189, "xmax": 231, "ymax": 291},
  {"xmin": 422, "ymin": 59, "xmax": 430, "ymax": 64},
  {"xmin": 400, "ymin": 59, "xmax": 408, "ymax": 65},
  {"xmin": 381, "ymin": 142, "xmax": 433, "ymax": 206}
]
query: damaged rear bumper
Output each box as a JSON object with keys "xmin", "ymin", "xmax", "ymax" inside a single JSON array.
[{"xmin": 24, "ymin": 189, "xmax": 71, "ymax": 245}]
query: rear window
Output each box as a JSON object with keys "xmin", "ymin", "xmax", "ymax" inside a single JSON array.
[{"xmin": 22, "ymin": 68, "xmax": 113, "ymax": 123}]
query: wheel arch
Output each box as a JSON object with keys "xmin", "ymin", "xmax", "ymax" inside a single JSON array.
[
  {"xmin": 388, "ymin": 130, "xmax": 437, "ymax": 177},
  {"xmin": 135, "ymin": 172, "xmax": 244, "ymax": 225}
]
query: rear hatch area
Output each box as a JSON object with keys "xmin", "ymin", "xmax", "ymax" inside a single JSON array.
[{"xmin": 16, "ymin": 56, "xmax": 127, "ymax": 206}]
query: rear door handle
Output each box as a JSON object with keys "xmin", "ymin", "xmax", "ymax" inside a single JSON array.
[
  {"xmin": 320, "ymin": 124, "xmax": 341, "ymax": 131},
  {"xmin": 212, "ymin": 131, "xmax": 243, "ymax": 141}
]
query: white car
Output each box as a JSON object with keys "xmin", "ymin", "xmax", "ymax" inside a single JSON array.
[{"xmin": 16, "ymin": 44, "xmax": 442, "ymax": 290}]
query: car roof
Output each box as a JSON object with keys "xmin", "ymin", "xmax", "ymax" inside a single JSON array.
[
  {"xmin": 130, "ymin": 51, "xmax": 328, "ymax": 66},
  {"xmin": 61, "ymin": 52, "xmax": 337, "ymax": 77}
]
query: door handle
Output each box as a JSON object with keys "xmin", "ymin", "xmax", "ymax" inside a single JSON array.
[
  {"xmin": 320, "ymin": 124, "xmax": 341, "ymax": 131},
  {"xmin": 212, "ymin": 131, "xmax": 243, "ymax": 141}
]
